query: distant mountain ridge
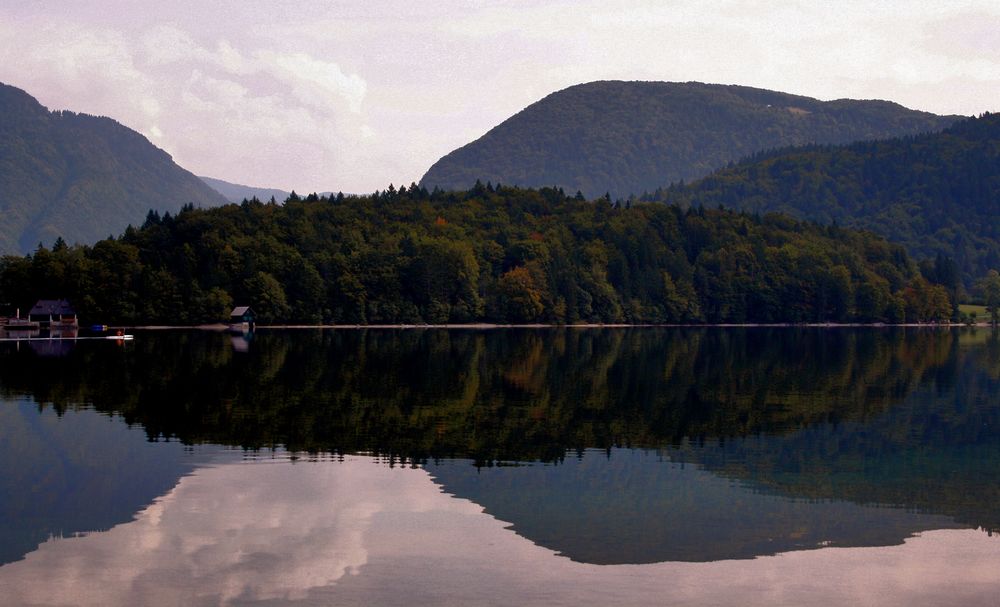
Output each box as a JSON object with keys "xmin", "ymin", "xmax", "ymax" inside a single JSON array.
[
  {"xmin": 665, "ymin": 113, "xmax": 1000, "ymax": 285},
  {"xmin": 199, "ymin": 176, "xmax": 289, "ymax": 204},
  {"xmin": 420, "ymin": 81, "xmax": 962, "ymax": 197},
  {"xmin": 0, "ymin": 82, "xmax": 227, "ymax": 254}
]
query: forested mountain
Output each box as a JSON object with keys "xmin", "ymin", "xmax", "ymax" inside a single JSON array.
[
  {"xmin": 0, "ymin": 82, "xmax": 227, "ymax": 254},
  {"xmin": 199, "ymin": 176, "xmax": 289, "ymax": 204},
  {"xmin": 0, "ymin": 185, "xmax": 954, "ymax": 325},
  {"xmin": 420, "ymin": 81, "xmax": 960, "ymax": 197},
  {"xmin": 659, "ymin": 113, "xmax": 1000, "ymax": 286}
]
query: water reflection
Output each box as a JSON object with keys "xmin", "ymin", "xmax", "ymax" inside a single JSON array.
[
  {"xmin": 0, "ymin": 457, "xmax": 400, "ymax": 605},
  {"xmin": 427, "ymin": 450, "xmax": 960, "ymax": 564},
  {"xmin": 0, "ymin": 399, "xmax": 215, "ymax": 566},
  {"xmin": 2, "ymin": 327, "xmax": 991, "ymax": 459},
  {"xmin": 0, "ymin": 328, "xmax": 999, "ymax": 590},
  {"xmin": 1, "ymin": 455, "xmax": 999, "ymax": 607}
]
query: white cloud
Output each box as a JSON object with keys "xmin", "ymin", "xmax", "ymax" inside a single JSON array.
[
  {"xmin": 2, "ymin": 1, "xmax": 1000, "ymax": 192},
  {"xmin": 141, "ymin": 24, "xmax": 205, "ymax": 66},
  {"xmin": 215, "ymin": 40, "xmax": 247, "ymax": 74},
  {"xmin": 0, "ymin": 21, "xmax": 153, "ymax": 120},
  {"xmin": 0, "ymin": 16, "xmax": 373, "ymax": 192},
  {"xmin": 255, "ymin": 50, "xmax": 367, "ymax": 114}
]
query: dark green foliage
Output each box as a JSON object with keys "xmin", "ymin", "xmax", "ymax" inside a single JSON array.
[
  {"xmin": 980, "ymin": 269, "xmax": 1000, "ymax": 325},
  {"xmin": 420, "ymin": 81, "xmax": 959, "ymax": 198},
  {"xmin": 0, "ymin": 185, "xmax": 940, "ymax": 325},
  {"xmin": 660, "ymin": 113, "xmax": 1000, "ymax": 286},
  {"xmin": 0, "ymin": 83, "xmax": 227, "ymax": 254}
]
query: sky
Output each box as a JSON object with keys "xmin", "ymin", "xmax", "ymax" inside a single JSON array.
[{"xmin": 2, "ymin": 1, "xmax": 999, "ymax": 193}]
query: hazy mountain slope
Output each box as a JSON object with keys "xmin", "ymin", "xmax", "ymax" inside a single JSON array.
[
  {"xmin": 0, "ymin": 83, "xmax": 227, "ymax": 253},
  {"xmin": 667, "ymin": 113, "xmax": 1000, "ymax": 284},
  {"xmin": 420, "ymin": 81, "xmax": 961, "ymax": 197},
  {"xmin": 199, "ymin": 176, "xmax": 289, "ymax": 204}
]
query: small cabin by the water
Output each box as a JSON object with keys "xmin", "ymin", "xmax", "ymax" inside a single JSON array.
[
  {"xmin": 29, "ymin": 299, "xmax": 78, "ymax": 327},
  {"xmin": 230, "ymin": 306, "xmax": 256, "ymax": 329}
]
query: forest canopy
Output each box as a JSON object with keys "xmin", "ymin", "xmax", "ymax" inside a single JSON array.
[
  {"xmin": 652, "ymin": 113, "xmax": 1000, "ymax": 287},
  {"xmin": 0, "ymin": 184, "xmax": 959, "ymax": 326}
]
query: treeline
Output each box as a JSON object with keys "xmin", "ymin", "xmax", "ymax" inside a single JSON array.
[
  {"xmin": 648, "ymin": 113, "xmax": 1000, "ymax": 287},
  {"xmin": 0, "ymin": 184, "xmax": 958, "ymax": 325}
]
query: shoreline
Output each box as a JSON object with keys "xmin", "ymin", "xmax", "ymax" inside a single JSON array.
[
  {"xmin": 4, "ymin": 323, "xmax": 996, "ymax": 337},
  {"xmin": 120, "ymin": 321, "xmax": 998, "ymax": 330}
]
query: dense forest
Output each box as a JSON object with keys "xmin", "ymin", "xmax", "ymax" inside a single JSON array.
[
  {"xmin": 0, "ymin": 82, "xmax": 226, "ymax": 254},
  {"xmin": 654, "ymin": 113, "xmax": 1000, "ymax": 287},
  {"xmin": 421, "ymin": 80, "xmax": 959, "ymax": 198},
  {"xmin": 0, "ymin": 184, "xmax": 960, "ymax": 325}
]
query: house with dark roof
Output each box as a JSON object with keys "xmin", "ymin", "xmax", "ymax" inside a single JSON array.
[
  {"xmin": 230, "ymin": 306, "xmax": 256, "ymax": 330},
  {"xmin": 29, "ymin": 299, "xmax": 78, "ymax": 327}
]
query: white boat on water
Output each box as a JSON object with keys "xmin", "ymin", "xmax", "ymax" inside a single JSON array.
[{"xmin": 2, "ymin": 316, "xmax": 40, "ymax": 330}]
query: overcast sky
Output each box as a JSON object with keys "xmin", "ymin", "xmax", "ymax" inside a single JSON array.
[{"xmin": 2, "ymin": 1, "xmax": 999, "ymax": 193}]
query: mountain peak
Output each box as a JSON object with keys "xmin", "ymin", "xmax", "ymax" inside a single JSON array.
[
  {"xmin": 420, "ymin": 81, "xmax": 961, "ymax": 198},
  {"xmin": 0, "ymin": 82, "xmax": 227, "ymax": 253}
]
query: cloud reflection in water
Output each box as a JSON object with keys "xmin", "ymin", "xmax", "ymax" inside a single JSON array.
[{"xmin": 1, "ymin": 456, "xmax": 999, "ymax": 607}]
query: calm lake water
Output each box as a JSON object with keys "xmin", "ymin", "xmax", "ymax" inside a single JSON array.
[{"xmin": 1, "ymin": 327, "xmax": 999, "ymax": 606}]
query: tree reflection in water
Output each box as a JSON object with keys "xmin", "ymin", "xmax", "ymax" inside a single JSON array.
[{"xmin": 0, "ymin": 327, "xmax": 998, "ymax": 564}]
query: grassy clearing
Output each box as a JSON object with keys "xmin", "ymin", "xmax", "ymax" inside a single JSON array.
[{"xmin": 959, "ymin": 304, "xmax": 988, "ymax": 316}]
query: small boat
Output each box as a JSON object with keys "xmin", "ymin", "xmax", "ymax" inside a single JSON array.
[
  {"xmin": 4, "ymin": 319, "xmax": 40, "ymax": 330},
  {"xmin": 3, "ymin": 308, "xmax": 40, "ymax": 330}
]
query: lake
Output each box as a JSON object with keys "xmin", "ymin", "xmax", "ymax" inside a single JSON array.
[{"xmin": 1, "ymin": 327, "xmax": 999, "ymax": 605}]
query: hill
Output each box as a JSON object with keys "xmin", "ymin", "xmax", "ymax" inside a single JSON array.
[
  {"xmin": 0, "ymin": 185, "xmax": 951, "ymax": 325},
  {"xmin": 420, "ymin": 81, "xmax": 961, "ymax": 198},
  {"xmin": 199, "ymin": 176, "xmax": 289, "ymax": 204},
  {"xmin": 0, "ymin": 82, "xmax": 227, "ymax": 254},
  {"xmin": 663, "ymin": 113, "xmax": 1000, "ymax": 286}
]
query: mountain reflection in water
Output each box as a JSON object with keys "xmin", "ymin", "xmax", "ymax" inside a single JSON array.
[
  {"xmin": 427, "ymin": 449, "xmax": 962, "ymax": 564},
  {"xmin": 0, "ymin": 456, "xmax": 999, "ymax": 607},
  {"xmin": 0, "ymin": 328, "xmax": 999, "ymax": 603}
]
